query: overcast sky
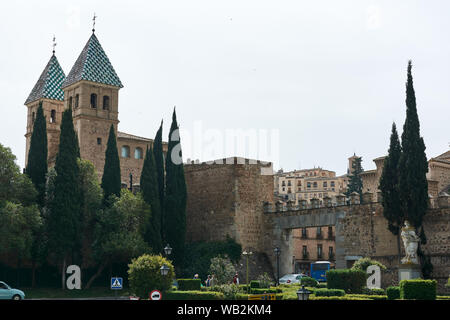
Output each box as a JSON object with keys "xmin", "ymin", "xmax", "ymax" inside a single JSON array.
[{"xmin": 1, "ymin": 0, "xmax": 448, "ymax": 175}]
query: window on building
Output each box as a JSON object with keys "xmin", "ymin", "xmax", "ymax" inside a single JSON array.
[
  {"xmin": 331, "ymin": 181, "xmax": 335, "ymax": 187},
  {"xmin": 134, "ymin": 147, "xmax": 143, "ymax": 159},
  {"xmin": 329, "ymin": 246, "xmax": 334, "ymax": 259},
  {"xmin": 317, "ymin": 244, "xmax": 323, "ymax": 259},
  {"xmin": 316, "ymin": 227, "xmax": 322, "ymax": 238},
  {"xmin": 328, "ymin": 226, "xmax": 333, "ymax": 239},
  {"xmin": 75, "ymin": 94, "xmax": 79, "ymax": 108},
  {"xmin": 69, "ymin": 96, "xmax": 73, "ymax": 108},
  {"xmin": 97, "ymin": 137, "xmax": 102, "ymax": 145},
  {"xmin": 288, "ymin": 180, "xmax": 291, "ymax": 186},
  {"xmin": 103, "ymin": 95, "xmax": 110, "ymax": 110},
  {"xmin": 121, "ymin": 145, "xmax": 130, "ymax": 158},
  {"xmin": 32, "ymin": 111, "xmax": 35, "ymax": 123},
  {"xmin": 287, "ymin": 188, "xmax": 291, "ymax": 194},
  {"xmin": 323, "ymin": 181, "xmax": 327, "ymax": 188},
  {"xmin": 301, "ymin": 228, "xmax": 307, "ymax": 238},
  {"xmin": 302, "ymin": 245, "xmax": 308, "ymax": 258},
  {"xmin": 313, "ymin": 182, "xmax": 318, "ymax": 188},
  {"xmin": 282, "ymin": 181, "xmax": 286, "ymax": 186},
  {"xmin": 307, "ymin": 182, "xmax": 311, "ymax": 189},
  {"xmin": 50, "ymin": 110, "xmax": 56, "ymax": 123},
  {"xmin": 90, "ymin": 93, "xmax": 97, "ymax": 108}
]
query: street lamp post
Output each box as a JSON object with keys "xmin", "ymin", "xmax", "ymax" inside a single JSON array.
[
  {"xmin": 160, "ymin": 244, "xmax": 172, "ymax": 277},
  {"xmin": 164, "ymin": 244, "xmax": 172, "ymax": 256},
  {"xmin": 274, "ymin": 247, "xmax": 281, "ymax": 286},
  {"xmin": 242, "ymin": 250, "xmax": 253, "ymax": 293},
  {"xmin": 296, "ymin": 285, "xmax": 312, "ymax": 301}
]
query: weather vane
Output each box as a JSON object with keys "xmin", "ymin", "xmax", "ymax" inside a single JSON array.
[
  {"xmin": 92, "ymin": 13, "xmax": 97, "ymax": 33},
  {"xmin": 52, "ymin": 35, "xmax": 57, "ymax": 55}
]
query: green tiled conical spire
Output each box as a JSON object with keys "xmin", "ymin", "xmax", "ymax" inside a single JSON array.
[
  {"xmin": 62, "ymin": 33, "xmax": 123, "ymax": 89},
  {"xmin": 25, "ymin": 54, "xmax": 66, "ymax": 105}
]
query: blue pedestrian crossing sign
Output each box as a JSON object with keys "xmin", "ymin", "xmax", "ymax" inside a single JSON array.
[{"xmin": 111, "ymin": 277, "xmax": 123, "ymax": 290}]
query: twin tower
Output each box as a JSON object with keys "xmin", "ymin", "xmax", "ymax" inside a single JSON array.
[{"xmin": 24, "ymin": 31, "xmax": 165, "ymax": 186}]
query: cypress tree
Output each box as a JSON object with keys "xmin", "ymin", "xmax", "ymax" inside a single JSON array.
[
  {"xmin": 398, "ymin": 60, "xmax": 432, "ymax": 277},
  {"xmin": 101, "ymin": 124, "xmax": 121, "ymax": 204},
  {"xmin": 140, "ymin": 146, "xmax": 163, "ymax": 253},
  {"xmin": 164, "ymin": 108, "xmax": 187, "ymax": 266},
  {"xmin": 379, "ymin": 122, "xmax": 403, "ymax": 262},
  {"xmin": 26, "ymin": 101, "xmax": 48, "ymax": 207},
  {"xmin": 398, "ymin": 60, "xmax": 429, "ymax": 229},
  {"xmin": 47, "ymin": 106, "xmax": 81, "ymax": 288},
  {"xmin": 345, "ymin": 156, "xmax": 364, "ymax": 201},
  {"xmin": 153, "ymin": 120, "xmax": 165, "ymax": 240}
]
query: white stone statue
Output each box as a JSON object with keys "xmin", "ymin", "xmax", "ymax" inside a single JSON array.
[{"xmin": 400, "ymin": 221, "xmax": 420, "ymax": 265}]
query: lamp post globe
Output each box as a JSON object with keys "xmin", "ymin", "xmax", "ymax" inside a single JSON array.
[
  {"xmin": 164, "ymin": 244, "xmax": 172, "ymax": 256},
  {"xmin": 160, "ymin": 264, "xmax": 170, "ymax": 276},
  {"xmin": 296, "ymin": 285, "xmax": 311, "ymax": 301}
]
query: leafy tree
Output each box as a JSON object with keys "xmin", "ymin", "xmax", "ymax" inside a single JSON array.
[
  {"xmin": 379, "ymin": 123, "xmax": 403, "ymax": 262},
  {"xmin": 101, "ymin": 124, "xmax": 121, "ymax": 204},
  {"xmin": 25, "ymin": 102, "xmax": 48, "ymax": 207},
  {"xmin": 164, "ymin": 109, "xmax": 187, "ymax": 266},
  {"xmin": 77, "ymin": 159, "xmax": 103, "ymax": 270},
  {"xmin": 128, "ymin": 254, "xmax": 174, "ymax": 298},
  {"xmin": 351, "ymin": 257, "xmax": 387, "ymax": 272},
  {"xmin": 208, "ymin": 255, "xmax": 236, "ymax": 285},
  {"xmin": 153, "ymin": 120, "xmax": 165, "ymax": 240},
  {"xmin": 85, "ymin": 189, "xmax": 151, "ymax": 288},
  {"xmin": 140, "ymin": 146, "xmax": 163, "ymax": 253},
  {"xmin": 398, "ymin": 61, "xmax": 431, "ymax": 276},
  {"xmin": 345, "ymin": 156, "xmax": 364, "ymax": 200},
  {"xmin": 46, "ymin": 106, "xmax": 81, "ymax": 289}
]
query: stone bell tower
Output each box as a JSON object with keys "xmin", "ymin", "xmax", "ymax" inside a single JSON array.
[
  {"xmin": 61, "ymin": 31, "xmax": 123, "ymax": 177},
  {"xmin": 24, "ymin": 52, "xmax": 66, "ymax": 167}
]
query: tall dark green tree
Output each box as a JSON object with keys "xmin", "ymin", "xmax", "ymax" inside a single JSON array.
[
  {"xmin": 46, "ymin": 106, "xmax": 82, "ymax": 289},
  {"xmin": 153, "ymin": 120, "xmax": 165, "ymax": 240},
  {"xmin": 140, "ymin": 146, "xmax": 163, "ymax": 253},
  {"xmin": 164, "ymin": 109, "xmax": 187, "ymax": 266},
  {"xmin": 345, "ymin": 156, "xmax": 364, "ymax": 201},
  {"xmin": 398, "ymin": 60, "xmax": 432, "ymax": 277},
  {"xmin": 101, "ymin": 124, "xmax": 121, "ymax": 204},
  {"xmin": 379, "ymin": 122, "xmax": 403, "ymax": 262},
  {"xmin": 398, "ymin": 61, "xmax": 429, "ymax": 229},
  {"xmin": 26, "ymin": 102, "xmax": 48, "ymax": 207}
]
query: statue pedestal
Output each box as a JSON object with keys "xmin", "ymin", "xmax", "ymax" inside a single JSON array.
[{"xmin": 398, "ymin": 263, "xmax": 422, "ymax": 281}]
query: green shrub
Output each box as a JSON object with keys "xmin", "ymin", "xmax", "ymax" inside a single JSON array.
[
  {"xmin": 309, "ymin": 296, "xmax": 369, "ymax": 300},
  {"xmin": 351, "ymin": 257, "xmax": 387, "ymax": 272},
  {"xmin": 400, "ymin": 279, "xmax": 437, "ymax": 300},
  {"xmin": 257, "ymin": 272, "xmax": 272, "ymax": 288},
  {"xmin": 250, "ymin": 288, "xmax": 282, "ymax": 294},
  {"xmin": 313, "ymin": 288, "xmax": 346, "ymax": 297},
  {"xmin": 208, "ymin": 255, "xmax": 236, "ymax": 285},
  {"xmin": 362, "ymin": 287, "xmax": 385, "ymax": 295},
  {"xmin": 177, "ymin": 279, "xmax": 201, "ymax": 291},
  {"xmin": 127, "ymin": 254, "xmax": 174, "ymax": 299},
  {"xmin": 164, "ymin": 290, "xmax": 224, "ymax": 300},
  {"xmin": 300, "ymin": 277, "xmax": 318, "ymax": 287},
  {"xmin": 386, "ymin": 286, "xmax": 400, "ymax": 300},
  {"xmin": 250, "ymin": 280, "xmax": 260, "ymax": 289},
  {"xmin": 326, "ymin": 269, "xmax": 367, "ymax": 294},
  {"xmin": 316, "ymin": 282, "xmax": 327, "ymax": 289},
  {"xmin": 437, "ymin": 296, "xmax": 450, "ymax": 300},
  {"xmin": 346, "ymin": 294, "xmax": 387, "ymax": 300},
  {"xmin": 213, "ymin": 284, "xmax": 242, "ymax": 299}
]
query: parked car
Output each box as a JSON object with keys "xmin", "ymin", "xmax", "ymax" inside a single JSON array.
[
  {"xmin": 278, "ymin": 274, "xmax": 305, "ymax": 284},
  {"xmin": 0, "ymin": 281, "xmax": 25, "ymax": 300}
]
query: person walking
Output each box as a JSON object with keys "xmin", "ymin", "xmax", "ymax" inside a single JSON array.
[
  {"xmin": 233, "ymin": 273, "xmax": 239, "ymax": 285},
  {"xmin": 205, "ymin": 275, "xmax": 211, "ymax": 287}
]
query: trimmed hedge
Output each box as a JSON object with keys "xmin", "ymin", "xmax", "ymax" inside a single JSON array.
[
  {"xmin": 316, "ymin": 282, "xmax": 327, "ymax": 289},
  {"xmin": 346, "ymin": 294, "xmax": 387, "ymax": 300},
  {"xmin": 313, "ymin": 288, "xmax": 346, "ymax": 297},
  {"xmin": 326, "ymin": 269, "xmax": 367, "ymax": 294},
  {"xmin": 300, "ymin": 277, "xmax": 318, "ymax": 287},
  {"xmin": 362, "ymin": 287, "xmax": 385, "ymax": 295},
  {"xmin": 178, "ymin": 279, "xmax": 201, "ymax": 291},
  {"xmin": 400, "ymin": 279, "xmax": 437, "ymax": 300},
  {"xmin": 164, "ymin": 290, "xmax": 224, "ymax": 300},
  {"xmin": 309, "ymin": 296, "xmax": 369, "ymax": 300},
  {"xmin": 250, "ymin": 280, "xmax": 260, "ymax": 289},
  {"xmin": 250, "ymin": 288, "xmax": 282, "ymax": 294},
  {"xmin": 386, "ymin": 286, "xmax": 400, "ymax": 300}
]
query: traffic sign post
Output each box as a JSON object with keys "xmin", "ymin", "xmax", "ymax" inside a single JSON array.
[
  {"xmin": 111, "ymin": 277, "xmax": 123, "ymax": 300},
  {"xmin": 149, "ymin": 290, "xmax": 162, "ymax": 300}
]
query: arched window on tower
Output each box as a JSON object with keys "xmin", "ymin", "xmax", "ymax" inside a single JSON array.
[
  {"xmin": 32, "ymin": 111, "xmax": 35, "ymax": 124},
  {"xmin": 69, "ymin": 96, "xmax": 73, "ymax": 108},
  {"xmin": 121, "ymin": 145, "xmax": 130, "ymax": 158},
  {"xmin": 75, "ymin": 94, "xmax": 79, "ymax": 108},
  {"xmin": 103, "ymin": 96, "xmax": 110, "ymax": 110},
  {"xmin": 50, "ymin": 110, "xmax": 56, "ymax": 123},
  {"xmin": 134, "ymin": 147, "xmax": 143, "ymax": 159},
  {"xmin": 90, "ymin": 93, "xmax": 97, "ymax": 108}
]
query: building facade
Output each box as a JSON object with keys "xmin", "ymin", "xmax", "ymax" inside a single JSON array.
[{"xmin": 24, "ymin": 31, "xmax": 167, "ymax": 186}]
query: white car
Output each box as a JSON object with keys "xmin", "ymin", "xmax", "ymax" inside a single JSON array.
[{"xmin": 278, "ymin": 274, "xmax": 305, "ymax": 285}]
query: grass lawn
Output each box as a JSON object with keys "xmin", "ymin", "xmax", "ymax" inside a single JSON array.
[{"xmin": 22, "ymin": 287, "xmax": 131, "ymax": 299}]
